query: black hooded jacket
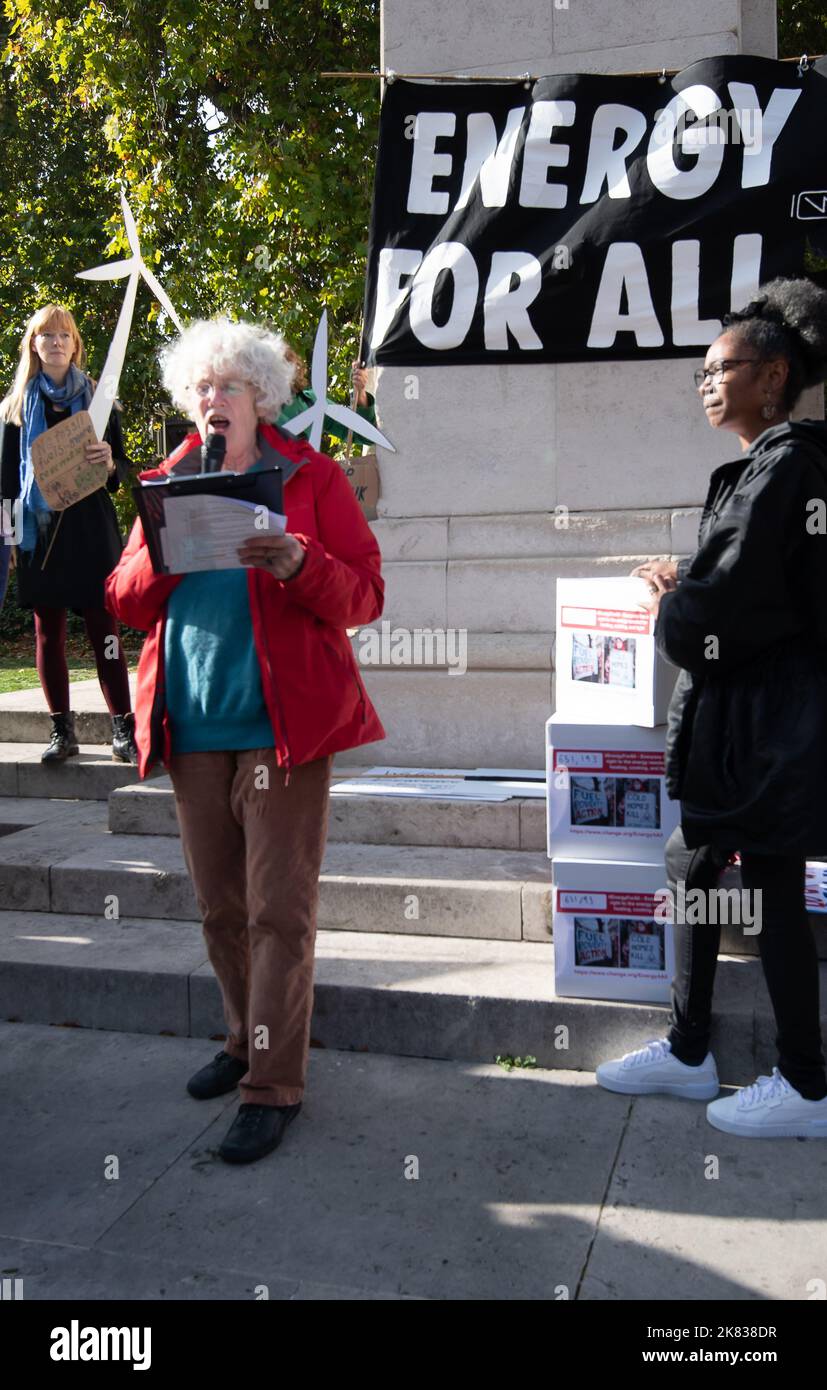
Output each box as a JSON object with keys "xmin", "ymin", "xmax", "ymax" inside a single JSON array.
[{"xmin": 657, "ymin": 418, "xmax": 827, "ymax": 855}]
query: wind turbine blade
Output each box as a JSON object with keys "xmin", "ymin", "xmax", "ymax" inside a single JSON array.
[
  {"xmin": 280, "ymin": 405, "xmax": 317, "ymax": 438},
  {"xmin": 120, "ymin": 189, "xmax": 142, "ymax": 257},
  {"xmin": 87, "ymin": 272, "xmax": 139, "ymax": 440},
  {"xmin": 324, "ymin": 402, "xmax": 396, "ymax": 453},
  {"xmin": 77, "ymin": 260, "xmax": 136, "ymax": 281},
  {"xmin": 309, "ymin": 310, "xmax": 328, "ymax": 397},
  {"xmin": 307, "ymin": 411, "xmax": 324, "ymax": 452},
  {"xmin": 139, "ymin": 263, "xmax": 184, "ymax": 333}
]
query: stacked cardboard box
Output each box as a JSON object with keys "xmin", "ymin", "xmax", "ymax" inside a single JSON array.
[{"xmin": 548, "ymin": 578, "xmax": 680, "ymax": 1003}]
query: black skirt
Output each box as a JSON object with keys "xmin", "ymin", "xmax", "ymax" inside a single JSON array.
[
  {"xmin": 16, "ymin": 486, "xmax": 126, "ymax": 612},
  {"xmin": 2, "ymin": 403, "xmax": 130, "ymax": 614}
]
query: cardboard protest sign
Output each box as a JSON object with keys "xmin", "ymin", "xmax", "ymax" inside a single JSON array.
[
  {"xmin": 32, "ymin": 411, "xmax": 104, "ymax": 509},
  {"xmin": 342, "ymin": 452, "xmax": 380, "ymax": 519}
]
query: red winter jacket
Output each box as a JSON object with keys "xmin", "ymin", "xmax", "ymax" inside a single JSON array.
[{"xmin": 104, "ymin": 422, "xmax": 386, "ymax": 781}]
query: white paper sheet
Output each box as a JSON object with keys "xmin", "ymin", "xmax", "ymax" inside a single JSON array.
[
  {"xmin": 331, "ymin": 778, "xmax": 513, "ymax": 801},
  {"xmin": 338, "ymin": 765, "xmax": 546, "ymax": 799},
  {"xmin": 159, "ymin": 494, "xmax": 286, "ymax": 573},
  {"xmin": 358, "ymin": 766, "xmax": 470, "ymax": 778}
]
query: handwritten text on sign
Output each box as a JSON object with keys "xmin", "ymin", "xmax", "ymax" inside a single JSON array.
[{"xmin": 32, "ymin": 411, "xmax": 105, "ymax": 510}]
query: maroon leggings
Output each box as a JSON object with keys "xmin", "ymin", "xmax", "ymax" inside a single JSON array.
[{"xmin": 34, "ymin": 606, "xmax": 132, "ymax": 715}]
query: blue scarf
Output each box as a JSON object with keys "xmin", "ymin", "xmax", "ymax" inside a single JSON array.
[{"xmin": 19, "ymin": 365, "xmax": 93, "ymax": 553}]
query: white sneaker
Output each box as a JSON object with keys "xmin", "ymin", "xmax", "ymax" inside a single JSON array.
[
  {"xmin": 596, "ymin": 1038, "xmax": 720, "ymax": 1100},
  {"xmin": 707, "ymin": 1068, "xmax": 827, "ymax": 1138}
]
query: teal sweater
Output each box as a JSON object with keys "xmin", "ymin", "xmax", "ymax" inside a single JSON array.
[
  {"xmin": 164, "ymin": 458, "xmax": 273, "ymax": 754},
  {"xmin": 164, "ymin": 568, "xmax": 273, "ymax": 753}
]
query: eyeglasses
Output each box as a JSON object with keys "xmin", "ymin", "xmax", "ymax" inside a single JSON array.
[
  {"xmin": 192, "ymin": 379, "xmax": 249, "ymax": 399},
  {"xmin": 693, "ymin": 359, "xmax": 761, "ymax": 388}
]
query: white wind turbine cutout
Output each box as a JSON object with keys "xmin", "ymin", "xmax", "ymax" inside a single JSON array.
[
  {"xmin": 281, "ymin": 309, "xmax": 395, "ymax": 454},
  {"xmin": 77, "ymin": 190, "xmax": 184, "ymax": 439}
]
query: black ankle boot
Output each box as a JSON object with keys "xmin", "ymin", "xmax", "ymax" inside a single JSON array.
[
  {"xmin": 111, "ymin": 712, "xmax": 138, "ymax": 765},
  {"xmin": 41, "ymin": 712, "xmax": 79, "ymax": 763}
]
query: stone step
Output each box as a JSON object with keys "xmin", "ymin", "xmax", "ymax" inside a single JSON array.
[
  {"xmin": 0, "ymin": 743, "xmax": 161, "ymax": 800},
  {"xmin": 0, "ymin": 908, "xmax": 812, "ymax": 1088},
  {"xmin": 0, "ymin": 677, "xmax": 138, "ymax": 746},
  {"xmin": 0, "ymin": 807, "xmax": 552, "ymax": 941},
  {"xmin": 0, "ymin": 743, "xmax": 371, "ymax": 808},
  {"xmin": 108, "ymin": 775, "xmax": 547, "ymax": 851},
  {"xmin": 1, "ymin": 796, "xmax": 825, "ymax": 956}
]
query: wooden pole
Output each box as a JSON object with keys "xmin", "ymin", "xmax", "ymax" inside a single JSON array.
[
  {"xmin": 321, "ymin": 55, "xmax": 824, "ymax": 82},
  {"xmin": 40, "ymin": 512, "xmax": 64, "ymax": 571}
]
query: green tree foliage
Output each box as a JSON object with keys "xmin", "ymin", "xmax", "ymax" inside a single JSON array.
[
  {"xmin": 1, "ymin": 0, "xmax": 823, "ymax": 550},
  {"xmin": 0, "ymin": 0, "xmax": 380, "ymax": 522},
  {"xmin": 778, "ymin": 0, "xmax": 827, "ymax": 58},
  {"xmin": 777, "ymin": 3, "xmax": 827, "ymax": 299}
]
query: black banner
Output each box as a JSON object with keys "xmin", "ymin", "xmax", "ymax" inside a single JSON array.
[{"xmin": 362, "ymin": 56, "xmax": 827, "ymax": 366}]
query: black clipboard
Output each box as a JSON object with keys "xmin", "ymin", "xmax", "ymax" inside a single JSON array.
[{"xmin": 132, "ymin": 466, "xmax": 284, "ymax": 575}]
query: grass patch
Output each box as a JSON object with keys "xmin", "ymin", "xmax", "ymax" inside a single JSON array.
[
  {"xmin": 0, "ymin": 636, "xmax": 142, "ymax": 695},
  {"xmin": 0, "ymin": 661, "xmax": 99, "ymax": 694}
]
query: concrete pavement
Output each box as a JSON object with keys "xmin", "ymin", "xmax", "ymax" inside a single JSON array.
[{"xmin": 2, "ymin": 1021, "xmax": 826, "ymax": 1301}]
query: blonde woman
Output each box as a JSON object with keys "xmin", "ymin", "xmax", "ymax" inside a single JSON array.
[{"xmin": 0, "ymin": 305, "xmax": 137, "ymax": 762}]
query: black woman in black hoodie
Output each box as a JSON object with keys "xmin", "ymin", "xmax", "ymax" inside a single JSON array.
[{"xmin": 597, "ymin": 277, "xmax": 827, "ymax": 1140}]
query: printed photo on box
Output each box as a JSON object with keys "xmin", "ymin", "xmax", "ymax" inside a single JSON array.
[
  {"xmin": 570, "ymin": 776, "xmax": 614, "ymax": 826},
  {"xmin": 571, "ymin": 632, "xmax": 600, "ymax": 682},
  {"xmin": 569, "ymin": 775, "xmax": 661, "ymax": 831},
  {"xmin": 617, "ymin": 779, "xmax": 660, "ymax": 829},
  {"xmin": 620, "ymin": 919, "xmax": 665, "ymax": 972},
  {"xmin": 805, "ymin": 862, "xmax": 827, "ymax": 914},
  {"xmin": 573, "ymin": 915, "xmax": 664, "ymax": 973},
  {"xmin": 604, "ymin": 637, "xmax": 636, "ymax": 689},
  {"xmin": 574, "ymin": 917, "xmax": 619, "ymax": 967},
  {"xmin": 571, "ymin": 633, "xmax": 637, "ymax": 690}
]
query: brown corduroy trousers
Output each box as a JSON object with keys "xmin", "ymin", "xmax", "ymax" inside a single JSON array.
[{"xmin": 168, "ymin": 748, "xmax": 333, "ymax": 1106}]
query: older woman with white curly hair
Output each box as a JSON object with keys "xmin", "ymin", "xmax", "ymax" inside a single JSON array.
[{"xmin": 105, "ymin": 317, "xmax": 386, "ymax": 1165}]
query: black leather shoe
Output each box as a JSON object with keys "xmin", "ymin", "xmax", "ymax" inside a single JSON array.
[
  {"xmin": 41, "ymin": 712, "xmax": 79, "ymax": 763},
  {"xmin": 111, "ymin": 712, "xmax": 138, "ymax": 764},
  {"xmin": 186, "ymin": 1050, "xmax": 248, "ymax": 1100},
  {"xmin": 218, "ymin": 1103, "xmax": 302, "ymax": 1164}
]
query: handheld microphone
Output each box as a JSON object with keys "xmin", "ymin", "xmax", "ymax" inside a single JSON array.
[{"xmin": 201, "ymin": 432, "xmax": 227, "ymax": 474}]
